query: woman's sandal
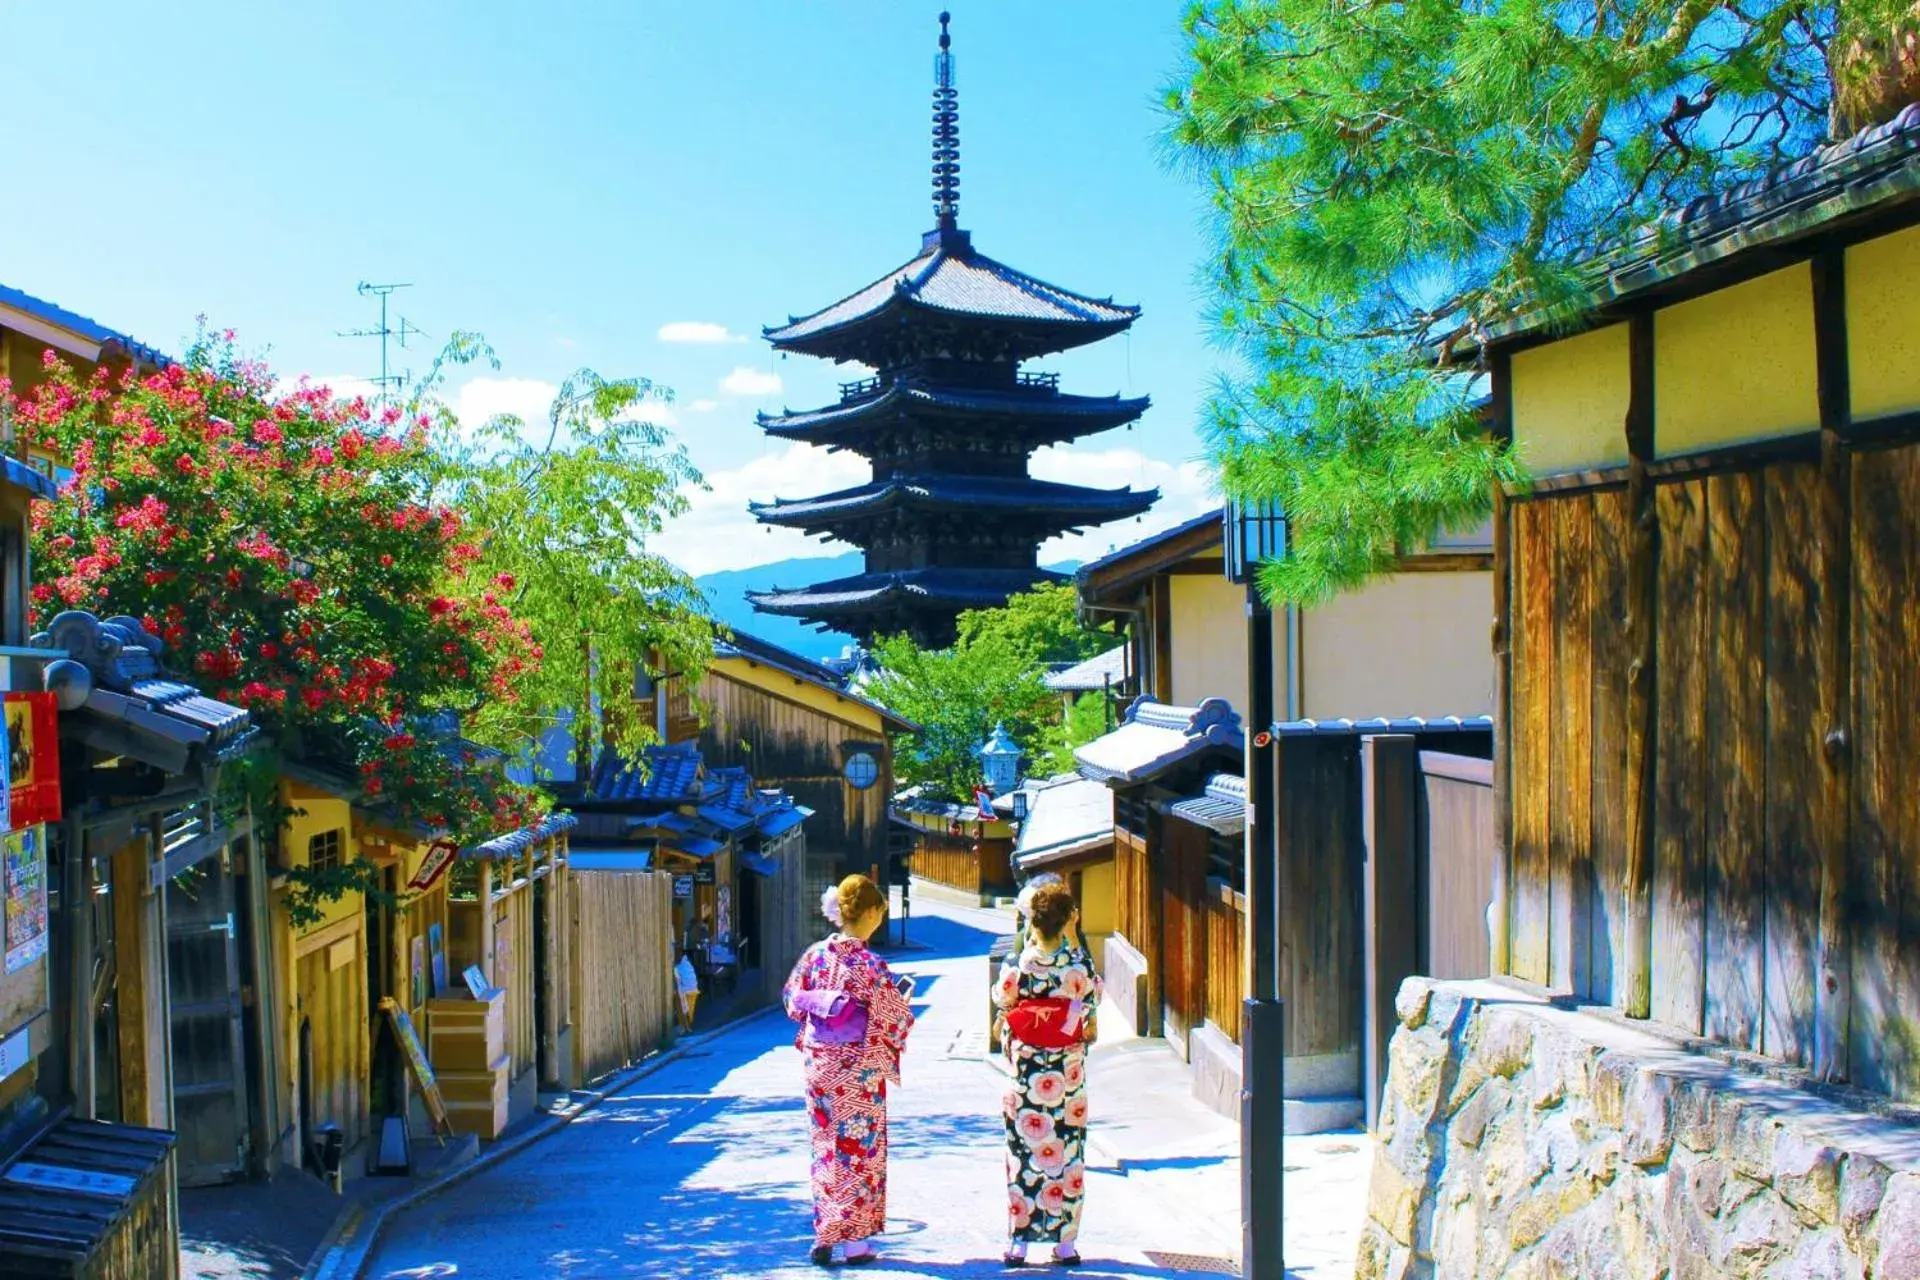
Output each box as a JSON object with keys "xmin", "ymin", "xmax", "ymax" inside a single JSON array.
[
  {"xmin": 844, "ymin": 1247, "xmax": 879, "ymax": 1267},
  {"xmin": 810, "ymin": 1245, "xmax": 836, "ymax": 1267},
  {"xmin": 1052, "ymin": 1248, "xmax": 1084, "ymax": 1267},
  {"xmin": 1002, "ymin": 1249, "xmax": 1029, "ymax": 1268}
]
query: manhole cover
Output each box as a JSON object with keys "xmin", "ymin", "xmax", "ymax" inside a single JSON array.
[{"xmin": 1144, "ymin": 1251, "xmax": 1241, "ymax": 1275}]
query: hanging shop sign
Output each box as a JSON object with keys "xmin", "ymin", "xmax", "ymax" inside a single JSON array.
[
  {"xmin": 693, "ymin": 861, "xmax": 716, "ymax": 886},
  {"xmin": 673, "ymin": 875, "xmax": 693, "ymax": 899},
  {"xmin": 3, "ymin": 694, "xmax": 61, "ymax": 832},
  {"xmin": 408, "ymin": 839, "xmax": 458, "ymax": 892}
]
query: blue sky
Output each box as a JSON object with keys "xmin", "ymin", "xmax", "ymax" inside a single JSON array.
[{"xmin": 0, "ymin": 1, "xmax": 1224, "ymax": 574}]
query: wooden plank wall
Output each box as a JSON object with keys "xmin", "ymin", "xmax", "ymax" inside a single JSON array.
[
  {"xmin": 1277, "ymin": 737, "xmax": 1364, "ymax": 1061},
  {"xmin": 1505, "ymin": 446, "xmax": 1920, "ymax": 1092},
  {"xmin": 1203, "ymin": 884, "xmax": 1244, "ymax": 1041},
  {"xmin": 909, "ymin": 832, "xmax": 984, "ymax": 897},
  {"xmin": 1159, "ymin": 817, "xmax": 1211, "ymax": 1052}
]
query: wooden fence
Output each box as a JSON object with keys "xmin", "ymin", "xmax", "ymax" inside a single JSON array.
[
  {"xmin": 1505, "ymin": 442, "xmax": 1920, "ymax": 1098},
  {"xmin": 907, "ymin": 829, "xmax": 1013, "ymax": 900},
  {"xmin": 569, "ymin": 870, "xmax": 677, "ymax": 1086}
]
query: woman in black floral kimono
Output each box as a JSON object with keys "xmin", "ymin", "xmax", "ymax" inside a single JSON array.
[{"xmin": 993, "ymin": 881, "xmax": 1100, "ymax": 1267}]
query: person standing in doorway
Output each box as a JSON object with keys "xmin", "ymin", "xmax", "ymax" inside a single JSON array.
[
  {"xmin": 783, "ymin": 875, "xmax": 916, "ymax": 1267},
  {"xmin": 995, "ymin": 881, "xmax": 1101, "ymax": 1267}
]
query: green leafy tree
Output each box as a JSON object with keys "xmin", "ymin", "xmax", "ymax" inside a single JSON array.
[
  {"xmin": 867, "ymin": 584, "xmax": 1113, "ymax": 799},
  {"xmin": 1167, "ymin": 0, "xmax": 1912, "ymax": 606},
  {"xmin": 415, "ymin": 336, "xmax": 712, "ymax": 768}
]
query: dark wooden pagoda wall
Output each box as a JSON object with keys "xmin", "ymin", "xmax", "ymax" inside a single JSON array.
[{"xmin": 1505, "ymin": 442, "xmax": 1920, "ymax": 1097}]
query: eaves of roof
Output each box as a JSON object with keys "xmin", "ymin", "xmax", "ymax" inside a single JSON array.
[{"xmin": 1075, "ymin": 508, "xmax": 1226, "ymax": 604}]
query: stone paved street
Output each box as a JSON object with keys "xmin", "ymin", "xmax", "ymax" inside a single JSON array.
[{"xmin": 360, "ymin": 898, "xmax": 1366, "ymax": 1279}]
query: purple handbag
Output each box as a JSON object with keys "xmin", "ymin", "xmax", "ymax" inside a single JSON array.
[{"xmin": 792, "ymin": 988, "xmax": 868, "ymax": 1045}]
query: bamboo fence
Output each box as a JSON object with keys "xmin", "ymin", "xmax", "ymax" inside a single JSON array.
[{"xmin": 569, "ymin": 870, "xmax": 676, "ymax": 1085}]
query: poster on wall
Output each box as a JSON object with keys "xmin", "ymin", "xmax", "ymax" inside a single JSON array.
[
  {"xmin": 716, "ymin": 886, "xmax": 732, "ymax": 946},
  {"xmin": 3, "ymin": 827, "xmax": 47, "ymax": 975},
  {"xmin": 4, "ymin": 695, "xmax": 61, "ymax": 831},
  {"xmin": 428, "ymin": 923, "xmax": 447, "ymax": 995}
]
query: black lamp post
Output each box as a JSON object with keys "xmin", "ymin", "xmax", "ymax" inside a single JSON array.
[{"xmin": 1226, "ymin": 498, "xmax": 1286, "ymax": 1280}]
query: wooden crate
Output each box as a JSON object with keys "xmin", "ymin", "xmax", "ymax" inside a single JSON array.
[
  {"xmin": 427, "ymin": 990, "xmax": 504, "ymax": 1075},
  {"xmin": 437, "ymin": 1053, "xmax": 510, "ymax": 1141}
]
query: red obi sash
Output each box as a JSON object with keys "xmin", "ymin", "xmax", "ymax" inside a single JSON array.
[{"xmin": 1005, "ymin": 997, "xmax": 1080, "ymax": 1049}]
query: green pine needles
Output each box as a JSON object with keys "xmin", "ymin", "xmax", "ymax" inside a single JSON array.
[{"xmin": 1169, "ymin": 0, "xmax": 1910, "ymax": 605}]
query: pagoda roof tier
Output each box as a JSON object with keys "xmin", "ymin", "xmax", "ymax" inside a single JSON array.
[
  {"xmin": 747, "ymin": 566, "xmax": 1067, "ymax": 621},
  {"xmin": 750, "ymin": 474, "xmax": 1158, "ymax": 534},
  {"xmin": 765, "ymin": 228, "xmax": 1139, "ymax": 364},
  {"xmin": 759, "ymin": 379, "xmax": 1150, "ymax": 449}
]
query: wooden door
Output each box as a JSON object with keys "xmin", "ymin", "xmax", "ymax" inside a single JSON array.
[
  {"xmin": 1160, "ymin": 819, "xmax": 1210, "ymax": 1055},
  {"xmin": 1419, "ymin": 751, "xmax": 1497, "ymax": 980},
  {"xmin": 165, "ymin": 842, "xmax": 252, "ymax": 1186}
]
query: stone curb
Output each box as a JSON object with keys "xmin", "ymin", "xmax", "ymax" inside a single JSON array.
[{"xmin": 300, "ymin": 1005, "xmax": 784, "ymax": 1280}]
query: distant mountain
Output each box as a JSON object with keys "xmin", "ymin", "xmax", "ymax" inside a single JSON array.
[{"xmin": 693, "ymin": 555, "xmax": 1085, "ymax": 661}]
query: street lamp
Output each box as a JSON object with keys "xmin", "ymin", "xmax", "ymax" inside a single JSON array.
[
  {"xmin": 977, "ymin": 723, "xmax": 1022, "ymax": 797},
  {"xmin": 1225, "ymin": 497, "xmax": 1286, "ymax": 1280}
]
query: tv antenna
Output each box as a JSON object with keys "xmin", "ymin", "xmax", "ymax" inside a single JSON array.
[{"xmin": 338, "ymin": 281, "xmax": 426, "ymax": 403}]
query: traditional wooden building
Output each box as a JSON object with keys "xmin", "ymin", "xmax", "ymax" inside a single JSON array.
[
  {"xmin": 1475, "ymin": 100, "xmax": 1920, "ymax": 1098},
  {"xmin": 1008, "ymin": 774, "xmax": 1115, "ymax": 959},
  {"xmin": 1077, "ymin": 507, "xmax": 1496, "ymax": 720},
  {"xmin": 646, "ymin": 631, "xmax": 911, "ymax": 924},
  {"xmin": 891, "ymin": 786, "xmax": 1019, "ymax": 905},
  {"xmin": 746, "ymin": 14, "xmax": 1156, "ymax": 647},
  {"xmin": 573, "ymin": 744, "xmax": 809, "ymax": 1010}
]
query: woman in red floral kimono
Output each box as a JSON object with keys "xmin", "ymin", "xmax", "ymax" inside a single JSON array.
[
  {"xmin": 784, "ymin": 875, "xmax": 914, "ymax": 1268},
  {"xmin": 994, "ymin": 881, "xmax": 1100, "ymax": 1267}
]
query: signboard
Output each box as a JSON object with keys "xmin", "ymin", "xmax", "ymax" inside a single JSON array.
[
  {"xmin": 5, "ymin": 1161, "xmax": 137, "ymax": 1199},
  {"xmin": 462, "ymin": 964, "xmax": 491, "ymax": 1001},
  {"xmin": 0, "ymin": 1025, "xmax": 26, "ymax": 1082},
  {"xmin": 3, "ymin": 694, "xmax": 60, "ymax": 831},
  {"xmin": 672, "ymin": 876, "xmax": 693, "ymax": 900},
  {"xmin": 408, "ymin": 839, "xmax": 458, "ymax": 892},
  {"xmin": 410, "ymin": 935, "xmax": 428, "ymax": 1009},
  {"xmin": 693, "ymin": 861, "xmax": 716, "ymax": 886},
  {"xmin": 428, "ymin": 923, "xmax": 447, "ymax": 995},
  {"xmin": 3, "ymin": 827, "xmax": 47, "ymax": 975},
  {"xmin": 378, "ymin": 997, "xmax": 452, "ymax": 1140},
  {"xmin": 975, "ymin": 787, "xmax": 994, "ymax": 821}
]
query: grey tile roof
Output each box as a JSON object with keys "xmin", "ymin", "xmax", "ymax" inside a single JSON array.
[
  {"xmin": 1013, "ymin": 774, "xmax": 1113, "ymax": 861},
  {"xmin": 36, "ymin": 610, "xmax": 257, "ymax": 771},
  {"xmin": 752, "ymin": 475, "xmax": 1157, "ymax": 530},
  {"xmin": 1267, "ymin": 715, "xmax": 1495, "ymax": 738},
  {"xmin": 590, "ymin": 743, "xmax": 704, "ymax": 803},
  {"xmin": 0, "ymin": 282, "xmax": 172, "ymax": 366},
  {"xmin": 748, "ymin": 567, "xmax": 1067, "ymax": 617},
  {"xmin": 568, "ymin": 847, "xmax": 656, "ymax": 873},
  {"xmin": 759, "ymin": 382, "xmax": 1149, "ymax": 445},
  {"xmin": 765, "ymin": 232, "xmax": 1140, "ymax": 352},
  {"xmin": 1075, "ymin": 696, "xmax": 1244, "ymax": 787},
  {"xmin": 1485, "ymin": 104, "xmax": 1920, "ymax": 348},
  {"xmin": 1044, "ymin": 645, "xmax": 1130, "ymax": 693},
  {"xmin": 1168, "ymin": 773, "xmax": 1248, "ymax": 836},
  {"xmin": 461, "ymin": 812, "xmax": 578, "ymax": 861},
  {"xmin": 714, "ymin": 628, "xmax": 918, "ymax": 733}
]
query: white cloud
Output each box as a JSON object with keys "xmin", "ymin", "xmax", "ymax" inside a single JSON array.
[
  {"xmin": 1031, "ymin": 445, "xmax": 1219, "ymax": 566},
  {"xmin": 658, "ymin": 321, "xmax": 746, "ymax": 345},
  {"xmin": 450, "ymin": 376, "xmax": 560, "ymax": 431},
  {"xmin": 719, "ymin": 366, "xmax": 783, "ymax": 399},
  {"xmin": 652, "ymin": 443, "xmax": 869, "ymax": 577},
  {"xmin": 689, "ymin": 399, "xmax": 721, "ymax": 414},
  {"xmin": 647, "ymin": 442, "xmax": 1219, "ymax": 580}
]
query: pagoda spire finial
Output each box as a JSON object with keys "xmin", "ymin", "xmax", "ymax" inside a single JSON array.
[{"xmin": 931, "ymin": 11, "xmax": 960, "ymax": 231}]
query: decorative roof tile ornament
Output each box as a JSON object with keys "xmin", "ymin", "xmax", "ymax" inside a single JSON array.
[
  {"xmin": 36, "ymin": 609, "xmax": 258, "ymax": 773},
  {"xmin": 1073, "ymin": 696, "xmax": 1244, "ymax": 787},
  {"xmin": 748, "ymin": 12, "xmax": 1158, "ymax": 647}
]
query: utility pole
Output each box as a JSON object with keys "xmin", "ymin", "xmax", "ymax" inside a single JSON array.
[{"xmin": 338, "ymin": 281, "xmax": 425, "ymax": 404}]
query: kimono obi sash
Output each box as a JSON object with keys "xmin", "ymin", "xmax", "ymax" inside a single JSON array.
[
  {"xmin": 792, "ymin": 988, "xmax": 869, "ymax": 1045},
  {"xmin": 1005, "ymin": 997, "xmax": 1081, "ymax": 1049}
]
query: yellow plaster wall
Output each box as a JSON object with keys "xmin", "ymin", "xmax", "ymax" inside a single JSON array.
[
  {"xmin": 1077, "ymin": 859, "xmax": 1116, "ymax": 937},
  {"xmin": 1511, "ymin": 324, "xmax": 1632, "ymax": 475},
  {"xmin": 1301, "ymin": 572, "xmax": 1495, "ymax": 720},
  {"xmin": 1847, "ymin": 223, "xmax": 1920, "ymax": 423},
  {"xmin": 1654, "ymin": 264, "xmax": 1819, "ymax": 456},
  {"xmin": 283, "ymin": 787, "xmax": 361, "ymax": 936},
  {"xmin": 1168, "ymin": 574, "xmax": 1250, "ymax": 713},
  {"xmin": 712, "ymin": 656, "xmax": 889, "ymax": 736}
]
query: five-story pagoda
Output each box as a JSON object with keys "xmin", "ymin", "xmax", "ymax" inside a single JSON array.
[{"xmin": 747, "ymin": 13, "xmax": 1156, "ymax": 649}]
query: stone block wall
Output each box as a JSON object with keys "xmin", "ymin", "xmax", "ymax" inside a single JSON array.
[
  {"xmin": 1359, "ymin": 976, "xmax": 1920, "ymax": 1279},
  {"xmin": 1102, "ymin": 933, "xmax": 1150, "ymax": 1036}
]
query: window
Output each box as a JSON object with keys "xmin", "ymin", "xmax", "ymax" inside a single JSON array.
[
  {"xmin": 844, "ymin": 751, "xmax": 880, "ymax": 791},
  {"xmin": 308, "ymin": 828, "xmax": 344, "ymax": 874}
]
